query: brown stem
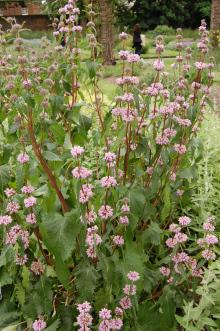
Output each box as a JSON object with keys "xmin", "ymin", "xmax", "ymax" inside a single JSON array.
[
  {"xmin": 27, "ymin": 111, "xmax": 69, "ymax": 214},
  {"xmin": 34, "ymin": 228, "xmax": 53, "ymax": 266}
]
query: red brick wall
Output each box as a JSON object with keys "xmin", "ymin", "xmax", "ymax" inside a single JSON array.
[
  {"xmin": 0, "ymin": 15, "xmax": 52, "ymax": 31},
  {"xmin": 2, "ymin": 3, "xmax": 43, "ymax": 16}
]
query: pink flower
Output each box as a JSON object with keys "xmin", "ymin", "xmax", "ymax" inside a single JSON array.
[
  {"xmin": 100, "ymin": 176, "xmax": 117, "ymax": 188},
  {"xmin": 119, "ymin": 216, "xmax": 129, "ymax": 225},
  {"xmin": 0, "ymin": 215, "xmax": 13, "ymax": 225},
  {"xmin": 166, "ymin": 238, "xmax": 177, "ymax": 248},
  {"xmin": 197, "ymin": 238, "xmax": 205, "ymax": 247},
  {"xmin": 112, "ymin": 107, "xmax": 123, "ymax": 117},
  {"xmin": 174, "ymin": 232, "xmax": 188, "ymax": 243},
  {"xmin": 127, "ymin": 53, "xmax": 140, "ymax": 63},
  {"xmin": 98, "ymin": 320, "xmax": 111, "ymax": 331},
  {"xmin": 79, "ymin": 184, "xmax": 93, "ymax": 204},
  {"xmin": 127, "ymin": 271, "xmax": 140, "ymax": 282},
  {"xmin": 86, "ymin": 232, "xmax": 102, "ymax": 247},
  {"xmin": 203, "ymin": 222, "xmax": 215, "ymax": 232},
  {"xmin": 113, "ymin": 235, "xmax": 124, "ymax": 246},
  {"xmin": 21, "ymin": 185, "xmax": 34, "ymax": 194},
  {"xmin": 174, "ymin": 144, "xmax": 187, "ymax": 155},
  {"xmin": 170, "ymin": 172, "xmax": 176, "ymax": 182},
  {"xmin": 120, "ymin": 296, "xmax": 132, "ymax": 310},
  {"xmin": 160, "ymin": 266, "xmax": 170, "ymax": 277},
  {"xmin": 99, "ymin": 308, "xmax": 112, "ymax": 320},
  {"xmin": 76, "ymin": 312, "xmax": 93, "ymax": 329},
  {"xmin": 24, "ymin": 196, "xmax": 37, "ymax": 208},
  {"xmin": 110, "ymin": 319, "xmax": 123, "ymax": 330},
  {"xmin": 86, "ymin": 246, "xmax": 97, "ymax": 259},
  {"xmin": 118, "ymin": 50, "xmax": 130, "ymax": 60},
  {"xmin": 72, "ymin": 166, "xmax": 92, "ymax": 179},
  {"xmin": 205, "ymin": 234, "xmax": 218, "ymax": 245},
  {"xmin": 23, "ymin": 79, "xmax": 32, "ymax": 89},
  {"xmin": 121, "ymin": 108, "xmax": 137, "ymax": 122},
  {"xmin": 6, "ymin": 201, "xmax": 20, "ymax": 214},
  {"xmin": 164, "ymin": 128, "xmax": 176, "ymax": 138},
  {"xmin": 202, "ymin": 249, "xmax": 216, "ymax": 261},
  {"xmin": 77, "ymin": 302, "xmax": 92, "ymax": 313},
  {"xmin": 156, "ymin": 135, "xmax": 170, "ymax": 145},
  {"xmin": 121, "ymin": 203, "xmax": 130, "ymax": 213},
  {"xmin": 156, "ymin": 43, "xmax": 164, "ymax": 53},
  {"xmin": 17, "ymin": 152, "xmax": 29, "ymax": 164},
  {"xmin": 123, "ymin": 284, "xmax": 136, "ymax": 295},
  {"xmin": 71, "ymin": 145, "xmax": 84, "ymax": 158},
  {"xmin": 178, "ymin": 216, "xmax": 191, "ymax": 226},
  {"xmin": 4, "ymin": 188, "xmax": 16, "ymax": 198},
  {"xmin": 103, "ymin": 152, "xmax": 116, "ymax": 165},
  {"xmin": 121, "ymin": 93, "xmax": 134, "ymax": 103},
  {"xmin": 85, "ymin": 210, "xmax": 97, "ymax": 224},
  {"xmin": 16, "ymin": 254, "xmax": 28, "ymax": 266},
  {"xmin": 115, "ymin": 307, "xmax": 123, "ymax": 316},
  {"xmin": 169, "ymin": 223, "xmax": 181, "ymax": 233},
  {"xmin": 146, "ymin": 167, "xmax": 154, "ymax": 175},
  {"xmin": 32, "ymin": 319, "xmax": 46, "ymax": 331},
  {"xmin": 119, "ymin": 32, "xmax": 128, "ymax": 40},
  {"xmin": 172, "ymin": 252, "xmax": 190, "ymax": 263},
  {"xmin": 72, "ymin": 25, "xmax": 83, "ymax": 32},
  {"xmin": 98, "ymin": 205, "xmax": 113, "ymax": 219},
  {"xmin": 176, "ymin": 189, "xmax": 184, "ymax": 197},
  {"xmin": 31, "ymin": 261, "xmax": 45, "ymax": 275},
  {"xmin": 153, "ymin": 59, "xmax": 164, "ymax": 71},
  {"xmin": 26, "ymin": 213, "xmax": 37, "ymax": 224},
  {"xmin": 195, "ymin": 62, "xmax": 207, "ymax": 70}
]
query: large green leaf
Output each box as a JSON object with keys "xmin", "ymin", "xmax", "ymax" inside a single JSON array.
[{"xmin": 40, "ymin": 210, "xmax": 81, "ymax": 262}]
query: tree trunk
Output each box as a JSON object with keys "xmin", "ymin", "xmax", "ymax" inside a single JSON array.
[
  {"xmin": 98, "ymin": 0, "xmax": 114, "ymax": 65},
  {"xmin": 211, "ymin": 0, "xmax": 220, "ymax": 29}
]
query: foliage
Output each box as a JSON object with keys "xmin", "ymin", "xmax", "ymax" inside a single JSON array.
[
  {"xmin": 153, "ymin": 25, "xmax": 175, "ymax": 36},
  {"xmin": 0, "ymin": 2, "xmax": 218, "ymax": 331},
  {"xmin": 116, "ymin": 0, "xmax": 211, "ymax": 30},
  {"xmin": 176, "ymin": 260, "xmax": 220, "ymax": 330}
]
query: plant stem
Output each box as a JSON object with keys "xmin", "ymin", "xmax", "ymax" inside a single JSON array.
[{"xmin": 27, "ymin": 111, "xmax": 69, "ymax": 214}]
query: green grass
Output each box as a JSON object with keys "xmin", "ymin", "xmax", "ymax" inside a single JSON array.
[{"xmin": 20, "ymin": 30, "xmax": 54, "ymax": 40}]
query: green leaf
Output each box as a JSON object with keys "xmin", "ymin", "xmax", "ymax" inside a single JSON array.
[
  {"xmin": 50, "ymin": 123, "xmax": 65, "ymax": 145},
  {"xmin": 179, "ymin": 167, "xmax": 195, "ymax": 179},
  {"xmin": 143, "ymin": 222, "xmax": 162, "ymax": 245},
  {"xmin": 54, "ymin": 258, "xmax": 70, "ymax": 288},
  {"xmin": 130, "ymin": 188, "xmax": 146, "ymax": 218},
  {"xmin": 161, "ymin": 184, "xmax": 171, "ymax": 221},
  {"xmin": 16, "ymin": 164, "xmax": 25, "ymax": 190},
  {"xmin": 0, "ymin": 164, "xmax": 10, "ymax": 186},
  {"xmin": 75, "ymin": 262, "xmax": 98, "ymax": 300},
  {"xmin": 0, "ymin": 312, "xmax": 20, "ymax": 329},
  {"xmin": 44, "ymin": 151, "xmax": 62, "ymax": 162},
  {"xmin": 15, "ymin": 283, "xmax": 25, "ymax": 306},
  {"xmin": 22, "ymin": 266, "xmax": 30, "ymax": 289},
  {"xmin": 40, "ymin": 210, "xmax": 81, "ymax": 261},
  {"xmin": 50, "ymin": 96, "xmax": 65, "ymax": 113},
  {"xmin": 2, "ymin": 325, "xmax": 18, "ymax": 331},
  {"xmin": 45, "ymin": 319, "xmax": 60, "ymax": 331}
]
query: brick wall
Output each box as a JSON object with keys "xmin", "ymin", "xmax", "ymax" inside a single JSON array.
[
  {"xmin": 2, "ymin": 3, "xmax": 43, "ymax": 16},
  {"xmin": 0, "ymin": 15, "xmax": 52, "ymax": 31}
]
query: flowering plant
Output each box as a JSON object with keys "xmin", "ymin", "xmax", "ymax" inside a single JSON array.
[{"xmin": 0, "ymin": 1, "xmax": 217, "ymax": 330}]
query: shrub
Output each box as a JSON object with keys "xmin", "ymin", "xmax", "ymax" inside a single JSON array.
[
  {"xmin": 0, "ymin": 7, "xmax": 216, "ymax": 331},
  {"xmin": 153, "ymin": 25, "xmax": 175, "ymax": 36}
]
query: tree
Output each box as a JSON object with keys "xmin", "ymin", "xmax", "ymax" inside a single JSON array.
[
  {"xmin": 116, "ymin": 0, "xmax": 211, "ymax": 30},
  {"xmin": 97, "ymin": 0, "xmax": 114, "ymax": 64},
  {"xmin": 211, "ymin": 0, "xmax": 220, "ymax": 29}
]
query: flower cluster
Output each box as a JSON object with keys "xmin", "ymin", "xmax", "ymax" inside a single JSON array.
[{"xmin": 198, "ymin": 216, "xmax": 218, "ymax": 261}]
